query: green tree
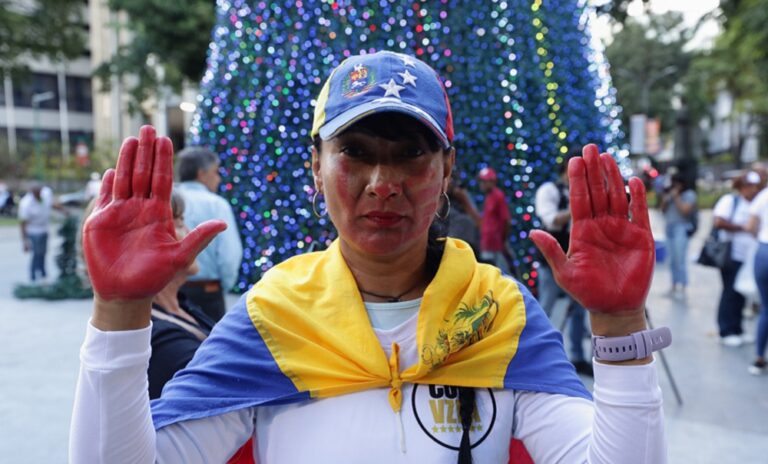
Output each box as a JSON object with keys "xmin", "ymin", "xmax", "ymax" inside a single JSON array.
[
  {"xmin": 0, "ymin": 0, "xmax": 87, "ymax": 72},
  {"xmin": 605, "ymin": 12, "xmax": 694, "ymax": 135},
  {"xmin": 93, "ymin": 0, "xmax": 215, "ymax": 116},
  {"xmin": 692, "ymin": 0, "xmax": 768, "ymax": 158}
]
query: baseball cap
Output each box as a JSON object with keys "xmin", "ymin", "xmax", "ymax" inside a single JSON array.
[
  {"xmin": 477, "ymin": 167, "xmax": 497, "ymax": 181},
  {"xmin": 745, "ymin": 171, "xmax": 762, "ymax": 185},
  {"xmin": 311, "ymin": 51, "xmax": 454, "ymax": 149}
]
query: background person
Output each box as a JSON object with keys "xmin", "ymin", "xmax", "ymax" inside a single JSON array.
[
  {"xmin": 455, "ymin": 167, "xmax": 512, "ymax": 274},
  {"xmin": 659, "ymin": 173, "xmax": 697, "ymax": 298},
  {"xmin": 70, "ymin": 53, "xmax": 667, "ymax": 464},
  {"xmin": 176, "ymin": 146, "xmax": 243, "ymax": 321},
  {"xmin": 712, "ymin": 172, "xmax": 761, "ymax": 347},
  {"xmin": 18, "ymin": 183, "xmax": 55, "ymax": 283},
  {"xmin": 745, "ymin": 180, "xmax": 768, "ymax": 375},
  {"xmin": 534, "ymin": 149, "xmax": 592, "ymax": 376}
]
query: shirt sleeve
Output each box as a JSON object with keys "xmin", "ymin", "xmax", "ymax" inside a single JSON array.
[
  {"xmin": 534, "ymin": 183, "xmax": 561, "ymax": 230},
  {"xmin": 215, "ymin": 197, "xmax": 243, "ymax": 290},
  {"xmin": 17, "ymin": 197, "xmax": 30, "ymax": 221},
  {"xmin": 749, "ymin": 188, "xmax": 768, "ymax": 216},
  {"xmin": 515, "ymin": 360, "xmax": 666, "ymax": 464},
  {"xmin": 712, "ymin": 194, "xmax": 733, "ymax": 219},
  {"xmin": 70, "ymin": 321, "xmax": 255, "ymax": 464}
]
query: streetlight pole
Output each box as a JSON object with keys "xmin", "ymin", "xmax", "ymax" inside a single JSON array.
[
  {"xmin": 31, "ymin": 91, "xmax": 56, "ymax": 180},
  {"xmin": 639, "ymin": 65, "xmax": 678, "ymax": 116}
]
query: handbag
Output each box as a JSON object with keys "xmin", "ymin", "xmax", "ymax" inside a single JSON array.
[{"xmin": 697, "ymin": 195, "xmax": 738, "ymax": 269}]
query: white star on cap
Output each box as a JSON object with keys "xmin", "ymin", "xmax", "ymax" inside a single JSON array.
[
  {"xmin": 380, "ymin": 78, "xmax": 405, "ymax": 98},
  {"xmin": 354, "ymin": 63, "xmax": 364, "ymax": 72},
  {"xmin": 400, "ymin": 55, "xmax": 417, "ymax": 67},
  {"xmin": 398, "ymin": 69, "xmax": 418, "ymax": 87}
]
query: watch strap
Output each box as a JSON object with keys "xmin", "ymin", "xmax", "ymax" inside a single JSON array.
[{"xmin": 592, "ymin": 327, "xmax": 672, "ymax": 362}]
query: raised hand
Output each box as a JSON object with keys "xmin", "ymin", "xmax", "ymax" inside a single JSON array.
[
  {"xmin": 83, "ymin": 126, "xmax": 226, "ymax": 304},
  {"xmin": 530, "ymin": 144, "xmax": 654, "ymax": 315}
]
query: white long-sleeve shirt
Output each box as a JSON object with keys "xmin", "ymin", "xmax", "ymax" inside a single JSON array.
[{"xmin": 70, "ymin": 312, "xmax": 666, "ymax": 464}]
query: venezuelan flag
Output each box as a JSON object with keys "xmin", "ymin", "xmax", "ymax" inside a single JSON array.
[{"xmin": 151, "ymin": 238, "xmax": 589, "ymax": 429}]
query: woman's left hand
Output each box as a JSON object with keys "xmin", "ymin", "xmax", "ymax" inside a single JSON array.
[{"xmin": 530, "ymin": 144, "xmax": 654, "ymax": 316}]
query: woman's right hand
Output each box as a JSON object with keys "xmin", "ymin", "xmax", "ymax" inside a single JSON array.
[{"xmin": 83, "ymin": 126, "xmax": 226, "ymax": 330}]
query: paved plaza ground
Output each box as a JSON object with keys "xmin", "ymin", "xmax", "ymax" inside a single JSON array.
[{"xmin": 1, "ymin": 210, "xmax": 766, "ymax": 462}]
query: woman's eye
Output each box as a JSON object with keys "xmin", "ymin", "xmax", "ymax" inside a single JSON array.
[
  {"xmin": 403, "ymin": 146, "xmax": 425, "ymax": 158},
  {"xmin": 340, "ymin": 146, "xmax": 364, "ymax": 158}
]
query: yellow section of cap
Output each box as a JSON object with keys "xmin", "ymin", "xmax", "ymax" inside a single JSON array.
[{"xmin": 311, "ymin": 71, "xmax": 334, "ymax": 139}]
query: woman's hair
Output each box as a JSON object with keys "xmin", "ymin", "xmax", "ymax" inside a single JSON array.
[{"xmin": 170, "ymin": 188, "xmax": 185, "ymax": 219}]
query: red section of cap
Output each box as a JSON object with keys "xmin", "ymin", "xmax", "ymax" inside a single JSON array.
[{"xmin": 478, "ymin": 167, "xmax": 497, "ymax": 181}]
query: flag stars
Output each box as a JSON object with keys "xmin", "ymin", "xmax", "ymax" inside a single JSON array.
[
  {"xmin": 401, "ymin": 55, "xmax": 417, "ymax": 67},
  {"xmin": 380, "ymin": 78, "xmax": 405, "ymax": 98},
  {"xmin": 398, "ymin": 69, "xmax": 418, "ymax": 87}
]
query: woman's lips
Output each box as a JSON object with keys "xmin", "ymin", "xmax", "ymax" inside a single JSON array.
[{"xmin": 364, "ymin": 211, "xmax": 405, "ymax": 227}]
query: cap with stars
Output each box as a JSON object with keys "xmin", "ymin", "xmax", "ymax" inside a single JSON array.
[{"xmin": 311, "ymin": 51, "xmax": 454, "ymax": 149}]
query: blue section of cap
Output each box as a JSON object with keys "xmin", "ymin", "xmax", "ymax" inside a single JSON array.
[{"xmin": 317, "ymin": 51, "xmax": 450, "ymax": 148}]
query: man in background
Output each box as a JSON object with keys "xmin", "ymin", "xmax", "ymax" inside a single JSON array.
[
  {"xmin": 535, "ymin": 150, "xmax": 592, "ymax": 376},
  {"xmin": 177, "ymin": 147, "xmax": 243, "ymax": 322},
  {"xmin": 456, "ymin": 167, "xmax": 511, "ymax": 274},
  {"xmin": 18, "ymin": 183, "xmax": 54, "ymax": 282}
]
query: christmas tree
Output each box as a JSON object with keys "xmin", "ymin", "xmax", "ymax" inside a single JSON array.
[{"xmin": 190, "ymin": 0, "xmax": 624, "ymax": 291}]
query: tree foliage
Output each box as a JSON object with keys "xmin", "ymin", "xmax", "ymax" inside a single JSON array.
[
  {"xmin": 605, "ymin": 12, "xmax": 693, "ymax": 134},
  {"xmin": 93, "ymin": 0, "xmax": 215, "ymax": 115},
  {"xmin": 0, "ymin": 0, "xmax": 87, "ymax": 73}
]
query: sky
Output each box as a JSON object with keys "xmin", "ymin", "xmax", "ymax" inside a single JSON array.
[{"xmin": 590, "ymin": 0, "xmax": 722, "ymax": 49}]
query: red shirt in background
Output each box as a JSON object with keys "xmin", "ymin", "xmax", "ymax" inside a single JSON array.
[{"xmin": 480, "ymin": 186, "xmax": 510, "ymax": 252}]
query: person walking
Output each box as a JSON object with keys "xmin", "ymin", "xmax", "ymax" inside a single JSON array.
[
  {"xmin": 534, "ymin": 150, "xmax": 592, "ymax": 376},
  {"xmin": 176, "ymin": 147, "xmax": 243, "ymax": 321},
  {"xmin": 18, "ymin": 183, "xmax": 54, "ymax": 282},
  {"xmin": 746, "ymin": 177, "xmax": 768, "ymax": 374},
  {"xmin": 712, "ymin": 172, "xmax": 761, "ymax": 347},
  {"xmin": 659, "ymin": 173, "xmax": 697, "ymax": 298}
]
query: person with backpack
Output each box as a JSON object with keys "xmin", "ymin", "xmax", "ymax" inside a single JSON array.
[
  {"xmin": 660, "ymin": 173, "xmax": 697, "ymax": 298},
  {"xmin": 712, "ymin": 172, "xmax": 761, "ymax": 347}
]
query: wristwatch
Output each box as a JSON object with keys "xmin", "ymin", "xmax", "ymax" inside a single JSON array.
[{"xmin": 592, "ymin": 327, "xmax": 672, "ymax": 362}]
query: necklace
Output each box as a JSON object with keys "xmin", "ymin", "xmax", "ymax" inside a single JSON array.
[{"xmin": 358, "ymin": 281, "xmax": 423, "ymax": 302}]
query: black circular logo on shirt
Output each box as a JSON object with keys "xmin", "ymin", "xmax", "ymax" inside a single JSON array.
[{"xmin": 411, "ymin": 384, "xmax": 497, "ymax": 450}]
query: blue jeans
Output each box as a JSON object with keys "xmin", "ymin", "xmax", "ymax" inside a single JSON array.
[
  {"xmin": 753, "ymin": 243, "xmax": 768, "ymax": 358},
  {"xmin": 537, "ymin": 265, "xmax": 588, "ymax": 362},
  {"xmin": 28, "ymin": 232, "xmax": 48, "ymax": 281},
  {"xmin": 718, "ymin": 259, "xmax": 745, "ymax": 337},
  {"xmin": 665, "ymin": 222, "xmax": 690, "ymax": 287}
]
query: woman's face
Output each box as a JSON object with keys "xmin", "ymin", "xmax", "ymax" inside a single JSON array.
[
  {"xmin": 312, "ymin": 125, "xmax": 454, "ymax": 258},
  {"xmin": 173, "ymin": 214, "xmax": 200, "ymax": 276}
]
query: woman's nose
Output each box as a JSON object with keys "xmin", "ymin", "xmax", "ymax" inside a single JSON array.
[{"xmin": 366, "ymin": 163, "xmax": 403, "ymax": 199}]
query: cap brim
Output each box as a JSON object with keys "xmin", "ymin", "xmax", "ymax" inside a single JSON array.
[{"xmin": 318, "ymin": 97, "xmax": 451, "ymax": 149}]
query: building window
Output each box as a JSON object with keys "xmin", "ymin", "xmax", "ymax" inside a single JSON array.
[
  {"xmin": 13, "ymin": 73, "xmax": 59, "ymax": 110},
  {"xmin": 66, "ymin": 76, "xmax": 92, "ymax": 113}
]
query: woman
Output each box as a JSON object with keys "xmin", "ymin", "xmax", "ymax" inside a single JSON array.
[
  {"xmin": 660, "ymin": 173, "xmax": 697, "ymax": 297},
  {"xmin": 70, "ymin": 52, "xmax": 667, "ymax": 463},
  {"xmin": 147, "ymin": 190, "xmax": 217, "ymax": 399},
  {"xmin": 746, "ymin": 180, "xmax": 768, "ymax": 375},
  {"xmin": 712, "ymin": 172, "xmax": 761, "ymax": 347}
]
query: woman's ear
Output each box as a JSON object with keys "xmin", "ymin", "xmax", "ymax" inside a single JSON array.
[{"xmin": 311, "ymin": 145, "xmax": 323, "ymax": 192}]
